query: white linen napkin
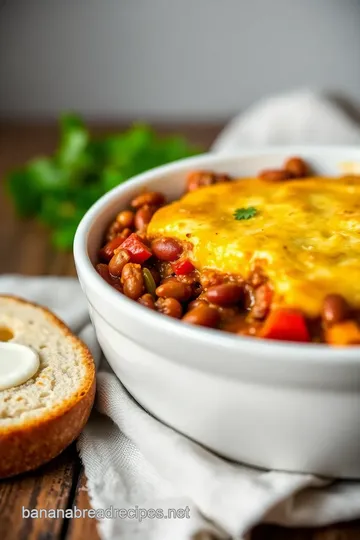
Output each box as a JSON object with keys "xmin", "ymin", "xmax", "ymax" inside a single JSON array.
[{"xmin": 2, "ymin": 90, "xmax": 360, "ymax": 540}]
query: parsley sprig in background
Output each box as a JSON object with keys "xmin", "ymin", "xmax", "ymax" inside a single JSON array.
[{"xmin": 6, "ymin": 115, "xmax": 200, "ymax": 250}]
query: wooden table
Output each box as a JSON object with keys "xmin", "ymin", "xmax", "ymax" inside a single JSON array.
[{"xmin": 0, "ymin": 122, "xmax": 359, "ymax": 540}]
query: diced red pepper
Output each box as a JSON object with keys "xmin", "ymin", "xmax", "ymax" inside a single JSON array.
[
  {"xmin": 120, "ymin": 233, "xmax": 152, "ymax": 264},
  {"xmin": 172, "ymin": 258, "xmax": 195, "ymax": 275},
  {"xmin": 260, "ymin": 308, "xmax": 310, "ymax": 342}
]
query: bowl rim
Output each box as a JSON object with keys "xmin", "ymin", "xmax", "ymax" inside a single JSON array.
[{"xmin": 74, "ymin": 145, "xmax": 360, "ymax": 364}]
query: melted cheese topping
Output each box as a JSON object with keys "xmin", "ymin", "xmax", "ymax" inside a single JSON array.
[{"xmin": 148, "ymin": 176, "xmax": 360, "ymax": 316}]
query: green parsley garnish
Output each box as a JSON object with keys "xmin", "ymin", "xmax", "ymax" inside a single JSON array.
[
  {"xmin": 233, "ymin": 206, "xmax": 258, "ymax": 220},
  {"xmin": 6, "ymin": 114, "xmax": 200, "ymax": 251}
]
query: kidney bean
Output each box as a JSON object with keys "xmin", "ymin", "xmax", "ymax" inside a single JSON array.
[
  {"xmin": 138, "ymin": 293, "xmax": 155, "ymax": 310},
  {"xmin": 116, "ymin": 210, "xmax": 134, "ymax": 229},
  {"xmin": 134, "ymin": 205, "xmax": 156, "ymax": 231},
  {"xmin": 186, "ymin": 171, "xmax": 231, "ymax": 192},
  {"xmin": 206, "ymin": 283, "xmax": 244, "ymax": 306},
  {"xmin": 259, "ymin": 169, "xmax": 292, "ymax": 182},
  {"xmin": 322, "ymin": 294, "xmax": 350, "ymax": 325},
  {"xmin": 121, "ymin": 263, "xmax": 144, "ymax": 300},
  {"xmin": 96, "ymin": 263, "xmax": 112, "ymax": 283},
  {"xmin": 96, "ymin": 263, "xmax": 123, "ymax": 292},
  {"xmin": 182, "ymin": 305, "xmax": 220, "ymax": 328},
  {"xmin": 156, "ymin": 279, "xmax": 191, "ymax": 302},
  {"xmin": 131, "ymin": 191, "xmax": 165, "ymax": 209},
  {"xmin": 109, "ymin": 248, "xmax": 131, "ymax": 277},
  {"xmin": 250, "ymin": 283, "xmax": 273, "ymax": 319},
  {"xmin": 284, "ymin": 157, "xmax": 309, "ymax": 178},
  {"xmin": 155, "ymin": 297, "xmax": 183, "ymax": 319},
  {"xmin": 151, "ymin": 237, "xmax": 183, "ymax": 261}
]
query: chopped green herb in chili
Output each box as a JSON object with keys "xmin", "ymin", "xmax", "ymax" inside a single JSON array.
[{"xmin": 233, "ymin": 207, "xmax": 258, "ymax": 220}]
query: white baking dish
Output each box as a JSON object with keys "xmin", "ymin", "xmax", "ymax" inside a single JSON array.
[{"xmin": 74, "ymin": 147, "xmax": 360, "ymax": 479}]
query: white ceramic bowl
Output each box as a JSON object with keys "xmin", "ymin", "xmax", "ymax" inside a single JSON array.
[{"xmin": 74, "ymin": 146, "xmax": 360, "ymax": 479}]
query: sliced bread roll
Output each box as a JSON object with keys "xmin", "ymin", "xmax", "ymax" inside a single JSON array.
[{"xmin": 0, "ymin": 295, "xmax": 96, "ymax": 478}]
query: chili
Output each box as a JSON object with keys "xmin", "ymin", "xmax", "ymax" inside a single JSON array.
[{"xmin": 95, "ymin": 156, "xmax": 360, "ymax": 346}]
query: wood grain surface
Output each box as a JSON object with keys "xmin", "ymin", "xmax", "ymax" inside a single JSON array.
[{"xmin": 0, "ymin": 121, "xmax": 359, "ymax": 540}]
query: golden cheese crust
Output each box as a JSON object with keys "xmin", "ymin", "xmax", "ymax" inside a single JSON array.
[{"xmin": 148, "ymin": 176, "xmax": 360, "ymax": 316}]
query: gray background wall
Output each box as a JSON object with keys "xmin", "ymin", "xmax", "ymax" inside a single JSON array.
[{"xmin": 1, "ymin": 0, "xmax": 360, "ymax": 119}]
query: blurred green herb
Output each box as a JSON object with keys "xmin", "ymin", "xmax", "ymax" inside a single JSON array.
[
  {"xmin": 233, "ymin": 206, "xmax": 258, "ymax": 220},
  {"xmin": 6, "ymin": 114, "xmax": 200, "ymax": 250}
]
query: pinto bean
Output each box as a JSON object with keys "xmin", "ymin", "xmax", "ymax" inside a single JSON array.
[
  {"xmin": 284, "ymin": 157, "xmax": 309, "ymax": 178},
  {"xmin": 131, "ymin": 191, "xmax": 165, "ymax": 209},
  {"xmin": 151, "ymin": 237, "xmax": 183, "ymax": 261},
  {"xmin": 156, "ymin": 279, "xmax": 191, "ymax": 302},
  {"xmin": 116, "ymin": 210, "xmax": 135, "ymax": 229},
  {"xmin": 186, "ymin": 171, "xmax": 232, "ymax": 192},
  {"xmin": 183, "ymin": 304, "xmax": 220, "ymax": 328},
  {"xmin": 109, "ymin": 248, "xmax": 131, "ymax": 277},
  {"xmin": 322, "ymin": 294, "xmax": 351, "ymax": 325},
  {"xmin": 121, "ymin": 263, "xmax": 144, "ymax": 300},
  {"xmin": 138, "ymin": 293, "xmax": 156, "ymax": 310},
  {"xmin": 206, "ymin": 283, "xmax": 244, "ymax": 306},
  {"xmin": 155, "ymin": 297, "xmax": 183, "ymax": 318}
]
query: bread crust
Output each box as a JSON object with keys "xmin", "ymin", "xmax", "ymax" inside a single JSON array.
[{"xmin": 0, "ymin": 295, "xmax": 96, "ymax": 478}]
